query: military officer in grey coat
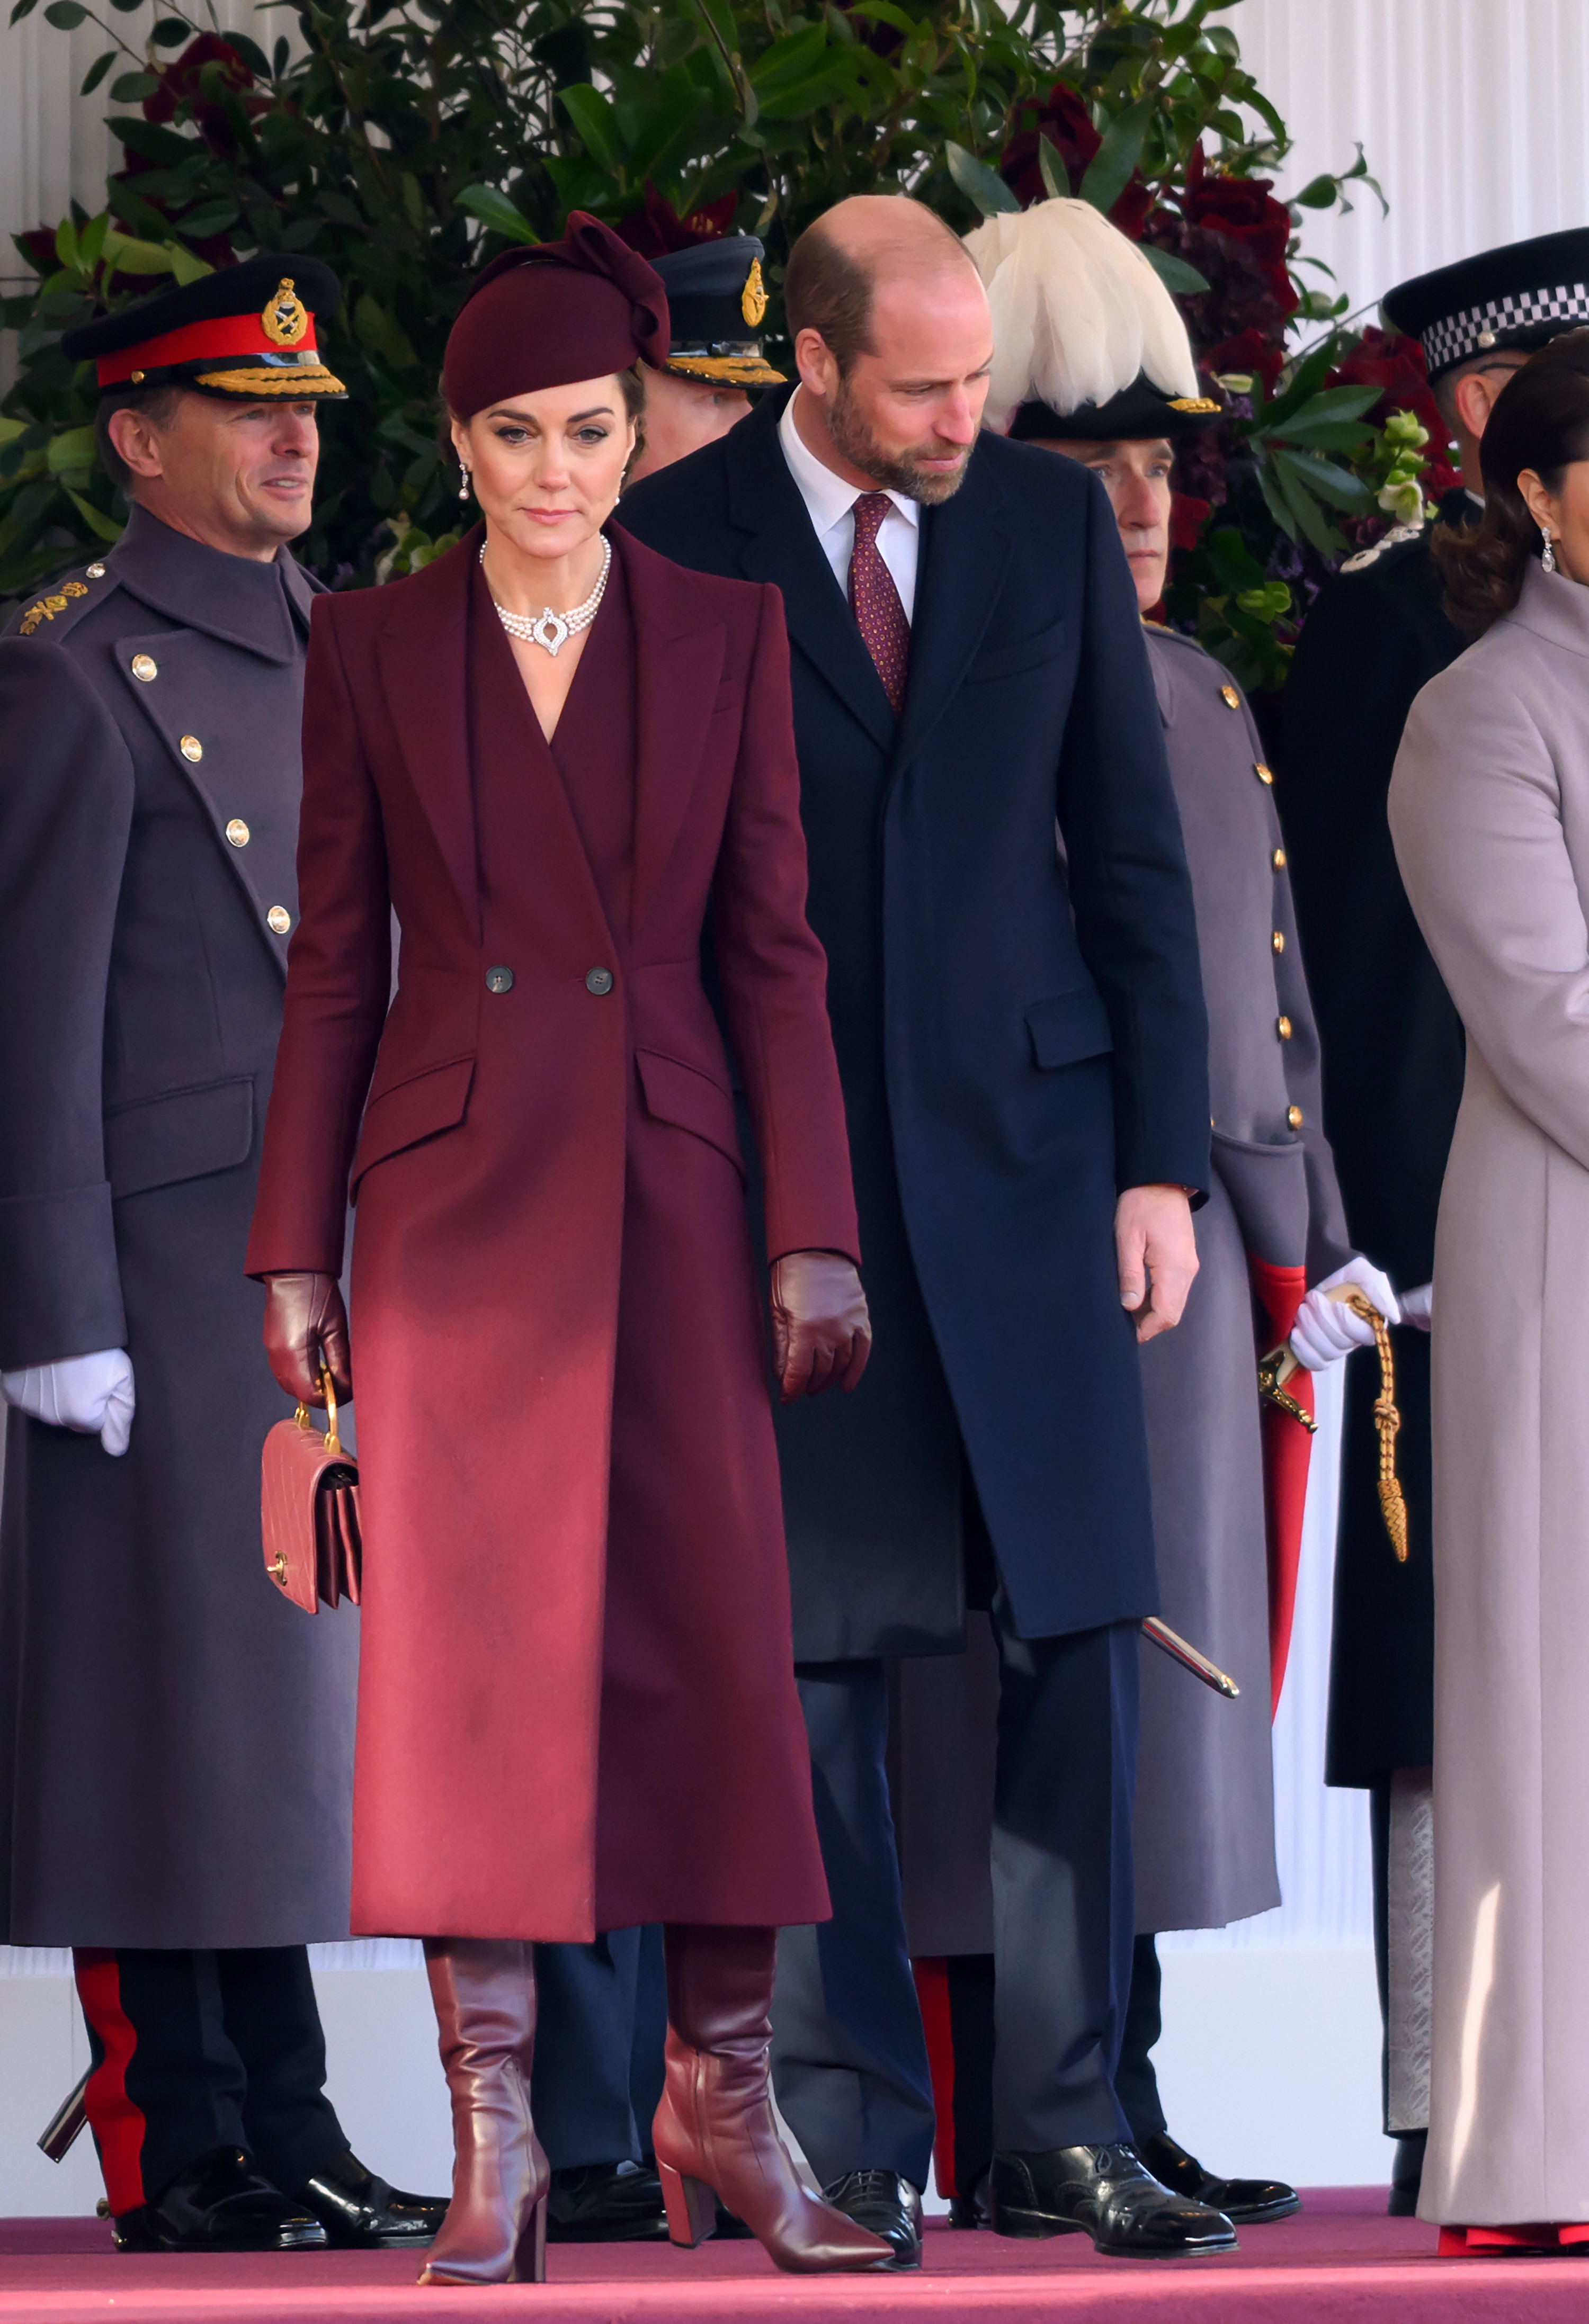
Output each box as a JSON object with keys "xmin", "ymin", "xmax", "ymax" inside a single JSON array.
[
  {"xmin": 0, "ymin": 257, "xmax": 441, "ymax": 2255},
  {"xmin": 896, "ymin": 198, "xmax": 1400, "ymax": 2229}
]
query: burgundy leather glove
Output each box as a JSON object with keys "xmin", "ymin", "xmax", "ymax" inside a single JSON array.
[
  {"xmin": 769, "ymin": 1251, "xmax": 872, "ymax": 1403},
  {"xmin": 262, "ymin": 1271, "xmax": 352, "ymax": 1405}
]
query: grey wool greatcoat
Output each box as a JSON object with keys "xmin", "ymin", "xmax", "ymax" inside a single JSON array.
[
  {"xmin": 898, "ymin": 624, "xmax": 1354, "ymax": 1949},
  {"xmin": 0, "ymin": 505, "xmax": 358, "ymax": 1948},
  {"xmin": 1390, "ymin": 560, "xmax": 1589, "ymax": 2227}
]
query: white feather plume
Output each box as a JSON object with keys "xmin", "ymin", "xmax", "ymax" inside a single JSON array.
[{"xmin": 963, "ymin": 197, "xmax": 1199, "ymax": 434}]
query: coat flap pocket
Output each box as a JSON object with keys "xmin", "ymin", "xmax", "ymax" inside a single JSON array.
[
  {"xmin": 1025, "ymin": 987, "xmax": 1114, "ymax": 1071},
  {"xmin": 350, "ymin": 1056, "xmax": 475, "ymax": 1196},
  {"xmin": 635, "ymin": 1049, "xmax": 745, "ymax": 1177},
  {"xmin": 968, "ymin": 617, "xmax": 1066, "ymax": 685},
  {"xmin": 1210, "ymin": 1127, "xmax": 1308, "ymax": 1269},
  {"xmin": 105, "ymin": 1077, "xmax": 254, "ymax": 1199}
]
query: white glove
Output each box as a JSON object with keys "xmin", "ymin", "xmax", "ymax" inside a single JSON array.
[
  {"xmin": 1399, "ymin": 1281, "xmax": 1433, "ymax": 1331},
  {"xmin": 2, "ymin": 1350, "xmax": 136, "ymax": 1456},
  {"xmin": 1289, "ymin": 1258, "xmax": 1403, "ymax": 1372}
]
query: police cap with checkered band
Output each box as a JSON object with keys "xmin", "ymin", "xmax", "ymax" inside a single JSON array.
[
  {"xmin": 1382, "ymin": 229, "xmax": 1589, "ymax": 383},
  {"xmin": 62, "ymin": 252, "xmax": 346, "ymax": 400}
]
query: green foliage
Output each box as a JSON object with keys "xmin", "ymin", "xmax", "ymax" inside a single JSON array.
[{"xmin": 4, "ymin": 0, "xmax": 1315, "ymax": 594}]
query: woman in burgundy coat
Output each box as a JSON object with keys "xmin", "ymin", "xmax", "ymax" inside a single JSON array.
[{"xmin": 245, "ymin": 217, "xmax": 890, "ymax": 2285}]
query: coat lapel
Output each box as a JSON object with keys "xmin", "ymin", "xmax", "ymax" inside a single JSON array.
[
  {"xmin": 724, "ymin": 396, "xmax": 897, "ymax": 756},
  {"xmin": 373, "ymin": 533, "xmax": 481, "ymax": 937},
  {"xmin": 617, "ymin": 532, "xmax": 728, "ymax": 934},
  {"xmin": 892, "ymin": 444, "xmax": 1012, "ymax": 774}
]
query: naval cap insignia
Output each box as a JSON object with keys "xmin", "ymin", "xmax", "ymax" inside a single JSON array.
[
  {"xmin": 262, "ymin": 277, "xmax": 309, "ymax": 348},
  {"xmin": 740, "ymin": 258, "xmax": 768, "ymax": 330}
]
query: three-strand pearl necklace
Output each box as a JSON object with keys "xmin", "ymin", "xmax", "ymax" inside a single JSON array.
[{"xmin": 481, "ymin": 535, "xmax": 611, "ymax": 657}]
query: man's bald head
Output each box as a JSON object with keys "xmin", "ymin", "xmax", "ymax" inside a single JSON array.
[{"xmin": 786, "ymin": 195, "xmax": 979, "ymax": 374}]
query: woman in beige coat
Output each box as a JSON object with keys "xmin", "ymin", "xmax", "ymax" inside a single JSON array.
[{"xmin": 1389, "ymin": 333, "xmax": 1589, "ymax": 2254}]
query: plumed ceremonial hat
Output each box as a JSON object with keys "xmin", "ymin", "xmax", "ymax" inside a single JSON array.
[
  {"xmin": 1382, "ymin": 228, "xmax": 1589, "ymax": 381},
  {"xmin": 650, "ymin": 236, "xmax": 784, "ymax": 387},
  {"xmin": 62, "ymin": 252, "xmax": 345, "ymax": 399},
  {"xmin": 444, "ymin": 211, "xmax": 669, "ymax": 417},
  {"xmin": 964, "ymin": 197, "xmax": 1220, "ymax": 442}
]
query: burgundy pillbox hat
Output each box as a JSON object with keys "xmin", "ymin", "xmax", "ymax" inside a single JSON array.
[{"xmin": 443, "ymin": 210, "xmax": 670, "ymax": 417}]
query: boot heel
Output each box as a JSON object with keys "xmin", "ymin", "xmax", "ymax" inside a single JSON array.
[
  {"xmin": 658, "ymin": 2160, "xmax": 718, "ymax": 2247},
  {"xmin": 510, "ymin": 2193, "xmax": 547, "ymax": 2283}
]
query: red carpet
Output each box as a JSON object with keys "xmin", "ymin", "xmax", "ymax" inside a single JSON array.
[{"xmin": 0, "ymin": 2193, "xmax": 1584, "ymax": 2320}]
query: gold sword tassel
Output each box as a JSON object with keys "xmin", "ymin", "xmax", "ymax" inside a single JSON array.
[{"xmin": 1257, "ymin": 1284, "xmax": 1408, "ymax": 1562}]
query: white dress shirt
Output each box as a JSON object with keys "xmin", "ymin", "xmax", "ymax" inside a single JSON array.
[{"xmin": 778, "ymin": 390, "xmax": 921, "ymax": 623}]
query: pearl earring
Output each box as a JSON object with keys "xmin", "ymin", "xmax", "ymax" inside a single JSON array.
[
  {"xmin": 1541, "ymin": 524, "xmax": 1557, "ymax": 575},
  {"xmin": 458, "ymin": 463, "xmax": 471, "ymax": 503}
]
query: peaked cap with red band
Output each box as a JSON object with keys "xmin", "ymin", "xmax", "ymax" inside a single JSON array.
[
  {"xmin": 443, "ymin": 211, "xmax": 669, "ymax": 417},
  {"xmin": 62, "ymin": 252, "xmax": 346, "ymax": 400}
]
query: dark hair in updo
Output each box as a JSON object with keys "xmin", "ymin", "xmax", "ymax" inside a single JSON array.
[{"xmin": 1433, "ymin": 329, "xmax": 1589, "ymax": 638}]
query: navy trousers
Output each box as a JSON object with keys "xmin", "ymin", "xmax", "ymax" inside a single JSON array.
[
  {"xmin": 74, "ymin": 1945, "xmax": 348, "ymax": 2215},
  {"xmin": 771, "ymin": 1601, "xmax": 1140, "ymax": 2187},
  {"xmin": 531, "ymin": 1928, "xmax": 668, "ymax": 2169}
]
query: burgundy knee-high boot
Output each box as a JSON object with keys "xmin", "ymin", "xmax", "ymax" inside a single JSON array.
[
  {"xmin": 419, "ymin": 1939, "xmax": 548, "ymax": 2286},
  {"xmin": 651, "ymin": 1924, "xmax": 895, "ymax": 2273}
]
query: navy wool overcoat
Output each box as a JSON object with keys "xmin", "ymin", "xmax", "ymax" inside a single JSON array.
[{"xmin": 620, "ymin": 392, "xmax": 1211, "ymax": 1656}]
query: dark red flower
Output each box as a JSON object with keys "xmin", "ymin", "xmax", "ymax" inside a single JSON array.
[
  {"xmin": 614, "ymin": 185, "xmax": 739, "ymax": 258},
  {"xmin": 17, "ymin": 226, "xmax": 57, "ymax": 271},
  {"xmin": 999, "ymin": 80, "xmax": 1151, "ymax": 238},
  {"xmin": 1168, "ymin": 492, "xmax": 1211, "ymax": 554},
  {"xmin": 1178, "ymin": 145, "xmax": 1296, "ymax": 318},
  {"xmin": 142, "ymin": 33, "xmax": 265, "ymax": 153},
  {"xmin": 1201, "ymin": 325, "xmax": 1286, "ymax": 394}
]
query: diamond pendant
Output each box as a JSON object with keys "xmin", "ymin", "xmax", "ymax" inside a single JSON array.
[{"xmin": 530, "ymin": 608, "xmax": 570, "ymax": 656}]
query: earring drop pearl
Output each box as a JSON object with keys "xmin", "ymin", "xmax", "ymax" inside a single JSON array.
[{"xmin": 458, "ymin": 465, "xmax": 471, "ymax": 503}]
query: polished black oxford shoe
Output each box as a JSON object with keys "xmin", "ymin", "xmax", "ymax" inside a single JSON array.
[
  {"xmin": 546, "ymin": 2158, "xmax": 668, "ymax": 2242},
  {"xmin": 989, "ymin": 2141, "xmax": 1238, "ymax": 2257},
  {"xmin": 820, "ymin": 2169, "xmax": 923, "ymax": 2268},
  {"xmin": 112, "ymin": 2146, "xmax": 327, "ymax": 2253},
  {"xmin": 1138, "ymin": 2130, "xmax": 1301, "ymax": 2227},
  {"xmin": 292, "ymin": 2148, "xmax": 448, "ymax": 2247}
]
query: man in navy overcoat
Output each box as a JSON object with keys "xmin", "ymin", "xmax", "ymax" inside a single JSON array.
[{"xmin": 620, "ymin": 195, "xmax": 1221, "ymax": 2260}]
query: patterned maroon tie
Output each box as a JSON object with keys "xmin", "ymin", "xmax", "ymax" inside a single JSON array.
[{"xmin": 848, "ymin": 492, "xmax": 910, "ymax": 715}]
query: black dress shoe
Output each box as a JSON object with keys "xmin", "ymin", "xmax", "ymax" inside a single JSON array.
[
  {"xmin": 989, "ymin": 2142, "xmax": 1238, "ymax": 2257},
  {"xmin": 546, "ymin": 2160, "xmax": 668, "ymax": 2242},
  {"xmin": 820, "ymin": 2170, "xmax": 922, "ymax": 2268},
  {"xmin": 112, "ymin": 2146, "xmax": 328, "ymax": 2253},
  {"xmin": 1388, "ymin": 2131, "xmax": 1426, "ymax": 2217},
  {"xmin": 292, "ymin": 2148, "xmax": 448, "ymax": 2247},
  {"xmin": 1138, "ymin": 2131, "xmax": 1301, "ymax": 2227},
  {"xmin": 948, "ymin": 2176, "xmax": 990, "ymax": 2230}
]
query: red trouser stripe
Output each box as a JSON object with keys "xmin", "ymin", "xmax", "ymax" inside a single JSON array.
[
  {"xmin": 73, "ymin": 1949, "xmax": 148, "ymax": 2214},
  {"xmin": 912, "ymin": 1957, "xmax": 957, "ymax": 2200}
]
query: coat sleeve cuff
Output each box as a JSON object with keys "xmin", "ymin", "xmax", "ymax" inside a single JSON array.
[{"xmin": 0, "ymin": 1185, "xmax": 127, "ymax": 1369}]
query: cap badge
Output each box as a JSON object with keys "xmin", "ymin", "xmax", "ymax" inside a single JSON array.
[
  {"xmin": 1169, "ymin": 396, "xmax": 1221, "ymax": 414},
  {"xmin": 740, "ymin": 258, "xmax": 768, "ymax": 329},
  {"xmin": 261, "ymin": 278, "xmax": 310, "ymax": 348}
]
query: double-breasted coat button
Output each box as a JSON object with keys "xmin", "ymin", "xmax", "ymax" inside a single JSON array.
[
  {"xmin": 266, "ymin": 905, "xmax": 292, "ymax": 935},
  {"xmin": 1220, "ymin": 684, "xmax": 1240, "ymax": 709},
  {"xmin": 130, "ymin": 653, "xmax": 157, "ymax": 683},
  {"xmin": 485, "ymin": 965, "xmax": 514, "ymax": 993},
  {"xmin": 1272, "ymin": 846, "xmax": 1287, "ymax": 870},
  {"xmin": 1271, "ymin": 930, "xmax": 1286, "ymax": 954},
  {"xmin": 1254, "ymin": 761, "xmax": 1274, "ymax": 786},
  {"xmin": 586, "ymin": 967, "xmax": 614, "ymax": 995},
  {"xmin": 180, "ymin": 734, "xmax": 203, "ymax": 762},
  {"xmin": 1287, "ymin": 1103, "xmax": 1304, "ymax": 1130},
  {"xmin": 225, "ymin": 819, "xmax": 249, "ymax": 848},
  {"xmin": 1277, "ymin": 1014, "xmax": 1293, "ymax": 1040}
]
